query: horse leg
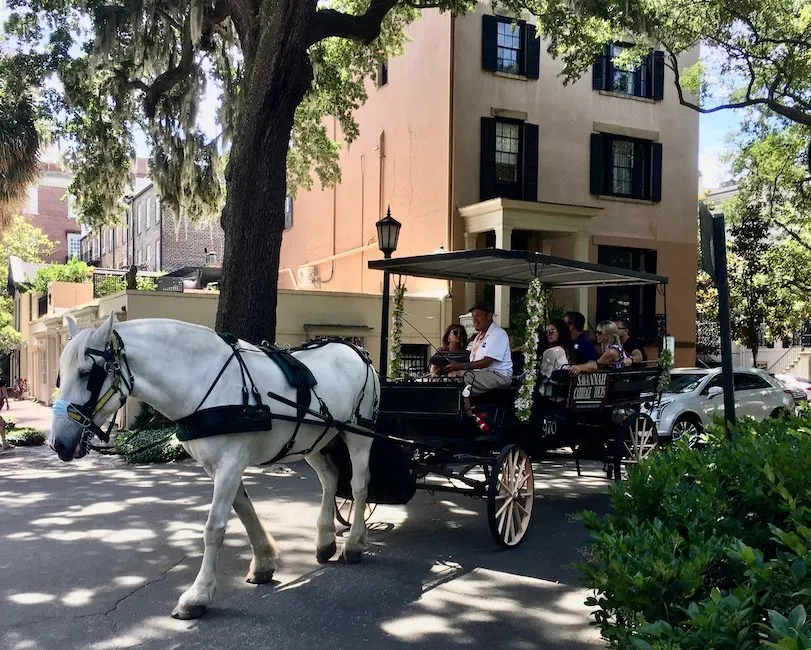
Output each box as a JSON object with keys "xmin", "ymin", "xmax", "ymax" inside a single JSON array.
[
  {"xmin": 305, "ymin": 449, "xmax": 339, "ymax": 563},
  {"xmin": 172, "ymin": 460, "xmax": 245, "ymax": 620},
  {"xmin": 341, "ymin": 433, "xmax": 373, "ymax": 564},
  {"xmin": 232, "ymin": 482, "xmax": 279, "ymax": 584}
]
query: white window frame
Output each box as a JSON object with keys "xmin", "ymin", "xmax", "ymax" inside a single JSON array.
[
  {"xmin": 155, "ymin": 243, "xmax": 161, "ymax": 271},
  {"xmin": 67, "ymin": 234, "xmax": 81, "ymax": 260}
]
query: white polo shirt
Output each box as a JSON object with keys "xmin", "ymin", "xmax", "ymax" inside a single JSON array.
[{"xmin": 469, "ymin": 322, "xmax": 513, "ymax": 378}]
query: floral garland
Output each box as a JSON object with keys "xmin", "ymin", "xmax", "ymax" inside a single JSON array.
[
  {"xmin": 657, "ymin": 347, "xmax": 673, "ymax": 394},
  {"xmin": 515, "ymin": 278, "xmax": 548, "ymax": 421},
  {"xmin": 389, "ymin": 281, "xmax": 406, "ymax": 379}
]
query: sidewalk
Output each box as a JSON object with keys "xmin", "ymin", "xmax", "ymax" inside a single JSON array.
[{"xmin": 4, "ymin": 397, "xmax": 52, "ymax": 433}]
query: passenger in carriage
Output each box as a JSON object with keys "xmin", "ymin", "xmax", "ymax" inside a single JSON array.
[
  {"xmin": 540, "ymin": 319, "xmax": 573, "ymax": 377},
  {"xmin": 594, "ymin": 320, "xmax": 632, "ymax": 369},
  {"xmin": 614, "ymin": 318, "xmax": 646, "ymax": 363},
  {"xmin": 564, "ymin": 311, "xmax": 599, "ymax": 376},
  {"xmin": 442, "ymin": 303, "xmax": 512, "ymax": 395},
  {"xmin": 430, "ymin": 324, "xmax": 469, "ymax": 377}
]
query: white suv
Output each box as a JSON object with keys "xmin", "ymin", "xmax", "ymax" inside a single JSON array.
[{"xmin": 651, "ymin": 367, "xmax": 794, "ymax": 441}]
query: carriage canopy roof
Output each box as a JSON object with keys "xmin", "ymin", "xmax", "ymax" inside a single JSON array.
[{"xmin": 368, "ymin": 249, "xmax": 668, "ymax": 288}]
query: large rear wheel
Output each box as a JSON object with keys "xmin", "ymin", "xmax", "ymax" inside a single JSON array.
[
  {"xmin": 334, "ymin": 497, "xmax": 377, "ymax": 527},
  {"xmin": 487, "ymin": 445, "xmax": 534, "ymax": 548}
]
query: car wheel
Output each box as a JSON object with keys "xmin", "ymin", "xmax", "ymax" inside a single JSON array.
[
  {"xmin": 770, "ymin": 408, "xmax": 789, "ymax": 420},
  {"xmin": 671, "ymin": 415, "xmax": 702, "ymax": 447}
]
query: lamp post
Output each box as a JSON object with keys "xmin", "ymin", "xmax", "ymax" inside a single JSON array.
[{"xmin": 376, "ymin": 207, "xmax": 401, "ymax": 380}]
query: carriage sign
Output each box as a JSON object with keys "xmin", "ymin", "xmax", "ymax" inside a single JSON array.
[{"xmin": 569, "ymin": 372, "xmax": 609, "ymax": 409}]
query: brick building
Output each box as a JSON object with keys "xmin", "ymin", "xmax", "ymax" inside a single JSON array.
[
  {"xmin": 81, "ymin": 182, "xmax": 224, "ymax": 273},
  {"xmin": 20, "ymin": 163, "xmax": 81, "ymax": 263}
]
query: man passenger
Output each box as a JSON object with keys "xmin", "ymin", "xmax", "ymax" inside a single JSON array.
[
  {"xmin": 564, "ymin": 311, "xmax": 598, "ymax": 376},
  {"xmin": 615, "ymin": 318, "xmax": 645, "ymax": 363},
  {"xmin": 444, "ymin": 303, "xmax": 512, "ymax": 394}
]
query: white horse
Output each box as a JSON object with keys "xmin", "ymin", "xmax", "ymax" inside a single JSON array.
[{"xmin": 50, "ymin": 313, "xmax": 377, "ymax": 620}]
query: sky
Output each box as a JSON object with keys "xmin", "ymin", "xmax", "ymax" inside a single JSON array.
[{"xmin": 699, "ymin": 111, "xmax": 738, "ymax": 190}]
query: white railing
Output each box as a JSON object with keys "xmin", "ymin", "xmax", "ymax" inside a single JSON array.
[{"xmin": 769, "ymin": 346, "xmax": 805, "ymax": 375}]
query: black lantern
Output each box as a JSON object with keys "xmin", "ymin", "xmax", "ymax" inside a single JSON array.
[{"xmin": 376, "ymin": 207, "xmax": 401, "ymax": 259}]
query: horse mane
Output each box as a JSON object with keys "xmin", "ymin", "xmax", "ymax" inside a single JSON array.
[{"xmin": 63, "ymin": 327, "xmax": 95, "ymax": 370}]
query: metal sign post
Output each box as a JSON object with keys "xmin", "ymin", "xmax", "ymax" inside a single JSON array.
[{"xmin": 699, "ymin": 201, "xmax": 736, "ymax": 432}]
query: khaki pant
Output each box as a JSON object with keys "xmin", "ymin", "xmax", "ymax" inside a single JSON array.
[{"xmin": 470, "ymin": 370, "xmax": 512, "ymax": 396}]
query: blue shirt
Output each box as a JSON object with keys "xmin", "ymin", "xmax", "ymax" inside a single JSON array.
[{"xmin": 572, "ymin": 332, "xmax": 598, "ymax": 364}]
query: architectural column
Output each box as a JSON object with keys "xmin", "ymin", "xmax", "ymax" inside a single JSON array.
[
  {"xmin": 494, "ymin": 225, "xmax": 514, "ymax": 327},
  {"xmin": 573, "ymin": 231, "xmax": 591, "ymax": 318},
  {"xmin": 463, "ymin": 232, "xmax": 477, "ymax": 316}
]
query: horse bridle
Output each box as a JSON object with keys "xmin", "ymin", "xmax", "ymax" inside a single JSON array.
[{"xmin": 52, "ymin": 331, "xmax": 135, "ymax": 451}]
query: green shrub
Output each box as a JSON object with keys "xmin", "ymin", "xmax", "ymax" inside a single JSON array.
[
  {"xmin": 32, "ymin": 259, "xmax": 92, "ymax": 293},
  {"xmin": 579, "ymin": 416, "xmax": 811, "ymax": 648},
  {"xmin": 130, "ymin": 403, "xmax": 174, "ymax": 431},
  {"xmin": 7, "ymin": 426, "xmax": 46, "ymax": 446},
  {"xmin": 114, "ymin": 426, "xmax": 189, "ymax": 464}
]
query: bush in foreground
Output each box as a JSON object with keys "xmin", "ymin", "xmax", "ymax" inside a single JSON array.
[{"xmin": 579, "ymin": 417, "xmax": 811, "ymax": 649}]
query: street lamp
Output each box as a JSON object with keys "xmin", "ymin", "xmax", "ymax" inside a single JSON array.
[
  {"xmin": 376, "ymin": 206, "xmax": 401, "ymax": 259},
  {"xmin": 376, "ymin": 207, "xmax": 401, "ymax": 380}
]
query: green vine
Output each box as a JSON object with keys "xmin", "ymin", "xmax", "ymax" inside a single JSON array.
[
  {"xmin": 657, "ymin": 347, "xmax": 673, "ymax": 393},
  {"xmin": 389, "ymin": 281, "xmax": 406, "ymax": 379},
  {"xmin": 515, "ymin": 278, "xmax": 549, "ymax": 421}
]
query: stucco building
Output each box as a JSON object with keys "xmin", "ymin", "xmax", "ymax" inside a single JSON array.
[{"xmin": 280, "ymin": 6, "xmax": 700, "ymax": 364}]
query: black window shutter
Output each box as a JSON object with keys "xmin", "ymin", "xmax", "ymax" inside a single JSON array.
[
  {"xmin": 522, "ymin": 122, "xmax": 539, "ymax": 201},
  {"xmin": 524, "ymin": 24, "xmax": 540, "ymax": 79},
  {"xmin": 482, "ymin": 15, "xmax": 498, "ymax": 72},
  {"xmin": 651, "ymin": 142, "xmax": 663, "ymax": 202},
  {"xmin": 480, "ymin": 117, "xmax": 497, "ymax": 201},
  {"xmin": 592, "ymin": 46, "xmax": 608, "ymax": 90},
  {"xmin": 652, "ymin": 51, "xmax": 665, "ymax": 100},
  {"xmin": 589, "ymin": 133, "xmax": 604, "ymax": 195}
]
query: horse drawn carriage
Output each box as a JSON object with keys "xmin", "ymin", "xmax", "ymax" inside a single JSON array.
[
  {"xmin": 330, "ymin": 248, "xmax": 667, "ymax": 548},
  {"xmin": 49, "ymin": 247, "xmax": 668, "ymax": 619}
]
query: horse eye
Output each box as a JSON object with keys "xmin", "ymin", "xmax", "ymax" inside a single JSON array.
[{"xmin": 78, "ymin": 369, "xmax": 90, "ymax": 379}]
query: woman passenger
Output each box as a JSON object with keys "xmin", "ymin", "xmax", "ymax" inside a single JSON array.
[
  {"xmin": 540, "ymin": 319, "xmax": 572, "ymax": 377},
  {"xmin": 430, "ymin": 324, "xmax": 469, "ymax": 376},
  {"xmin": 594, "ymin": 320, "xmax": 630, "ymax": 369}
]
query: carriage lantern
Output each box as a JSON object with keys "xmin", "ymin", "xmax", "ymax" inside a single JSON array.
[{"xmin": 375, "ymin": 207, "xmax": 401, "ymax": 259}]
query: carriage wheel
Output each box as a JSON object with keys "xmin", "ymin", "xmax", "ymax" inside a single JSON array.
[
  {"xmin": 613, "ymin": 414, "xmax": 659, "ymax": 480},
  {"xmin": 487, "ymin": 445, "xmax": 534, "ymax": 548},
  {"xmin": 334, "ymin": 497, "xmax": 377, "ymax": 527}
]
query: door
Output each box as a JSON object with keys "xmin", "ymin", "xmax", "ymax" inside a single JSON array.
[
  {"xmin": 698, "ymin": 374, "xmax": 725, "ymax": 424},
  {"xmin": 734, "ymin": 372, "xmax": 774, "ymax": 419}
]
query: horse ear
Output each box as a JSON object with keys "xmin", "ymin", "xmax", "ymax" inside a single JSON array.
[
  {"xmin": 94, "ymin": 312, "xmax": 116, "ymax": 343},
  {"xmin": 64, "ymin": 316, "xmax": 81, "ymax": 339}
]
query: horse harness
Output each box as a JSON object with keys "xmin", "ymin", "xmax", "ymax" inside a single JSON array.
[
  {"xmin": 52, "ymin": 331, "xmax": 135, "ymax": 453},
  {"xmin": 54, "ymin": 330, "xmax": 376, "ymax": 463}
]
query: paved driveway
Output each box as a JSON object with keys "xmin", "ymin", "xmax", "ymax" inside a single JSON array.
[{"xmin": 0, "ymin": 401, "xmax": 610, "ymax": 649}]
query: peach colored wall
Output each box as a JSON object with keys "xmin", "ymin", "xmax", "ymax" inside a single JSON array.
[
  {"xmin": 280, "ymin": 11, "xmax": 452, "ymax": 298},
  {"xmin": 452, "ymin": 7, "xmax": 699, "ymax": 248},
  {"xmin": 47, "ymin": 281, "xmax": 93, "ymax": 313}
]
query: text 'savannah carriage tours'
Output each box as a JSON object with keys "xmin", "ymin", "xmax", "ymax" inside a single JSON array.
[{"xmin": 49, "ymin": 248, "xmax": 669, "ymax": 619}]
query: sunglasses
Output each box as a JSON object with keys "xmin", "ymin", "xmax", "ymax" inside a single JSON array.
[
  {"xmin": 595, "ymin": 330, "xmax": 604, "ymax": 335},
  {"xmin": 450, "ymin": 329, "xmax": 464, "ymax": 335},
  {"xmin": 546, "ymin": 329, "xmax": 557, "ymax": 335}
]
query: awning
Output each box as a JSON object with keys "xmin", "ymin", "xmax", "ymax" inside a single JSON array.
[{"xmin": 368, "ymin": 249, "xmax": 667, "ymax": 288}]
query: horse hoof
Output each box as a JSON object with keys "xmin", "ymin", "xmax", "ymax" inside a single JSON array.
[
  {"xmin": 171, "ymin": 604, "xmax": 207, "ymax": 620},
  {"xmin": 340, "ymin": 548, "xmax": 363, "ymax": 564},
  {"xmin": 246, "ymin": 569, "xmax": 275, "ymax": 584},
  {"xmin": 316, "ymin": 542, "xmax": 337, "ymax": 563}
]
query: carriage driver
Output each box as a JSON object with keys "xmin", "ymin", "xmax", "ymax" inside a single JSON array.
[{"xmin": 443, "ymin": 303, "xmax": 513, "ymax": 395}]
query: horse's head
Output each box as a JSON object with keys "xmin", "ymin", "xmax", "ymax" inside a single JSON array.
[{"xmin": 50, "ymin": 313, "xmax": 132, "ymax": 461}]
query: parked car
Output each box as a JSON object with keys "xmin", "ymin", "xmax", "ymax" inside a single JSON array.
[
  {"xmin": 774, "ymin": 373, "xmax": 811, "ymax": 403},
  {"xmin": 650, "ymin": 367, "xmax": 794, "ymax": 442}
]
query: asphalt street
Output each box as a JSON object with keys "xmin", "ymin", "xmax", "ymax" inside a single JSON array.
[{"xmin": 0, "ymin": 401, "xmax": 610, "ymax": 649}]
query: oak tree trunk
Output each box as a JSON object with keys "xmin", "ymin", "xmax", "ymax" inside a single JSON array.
[{"xmin": 215, "ymin": 2, "xmax": 315, "ymax": 343}]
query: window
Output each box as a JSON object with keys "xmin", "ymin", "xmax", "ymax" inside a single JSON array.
[
  {"xmin": 137, "ymin": 204, "xmax": 145, "ymax": 233},
  {"xmin": 596, "ymin": 246, "xmax": 658, "ymax": 343},
  {"xmin": 284, "ymin": 196, "xmax": 293, "ymax": 230},
  {"xmin": 735, "ymin": 373, "xmax": 772, "ymax": 391},
  {"xmin": 480, "ymin": 117, "xmax": 539, "ymax": 202},
  {"xmin": 146, "ymin": 199, "xmax": 152, "ymax": 227},
  {"xmin": 146, "ymin": 245, "xmax": 152, "ymax": 268},
  {"xmin": 67, "ymin": 234, "xmax": 81, "ymax": 260},
  {"xmin": 205, "ymin": 251, "xmax": 217, "ymax": 265},
  {"xmin": 398, "ymin": 344, "xmax": 429, "ymax": 377},
  {"xmin": 377, "ymin": 59, "xmax": 388, "ymax": 87},
  {"xmin": 482, "ymin": 15, "xmax": 540, "ymax": 79},
  {"xmin": 155, "ymin": 243, "xmax": 160, "ymax": 271},
  {"xmin": 136, "ymin": 250, "xmax": 142, "ymax": 267},
  {"xmin": 593, "ymin": 44, "xmax": 665, "ymax": 100},
  {"xmin": 590, "ymin": 133, "xmax": 662, "ymax": 202}
]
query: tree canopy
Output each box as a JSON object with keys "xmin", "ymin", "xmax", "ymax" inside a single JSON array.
[{"xmin": 2, "ymin": 0, "xmax": 809, "ymax": 342}]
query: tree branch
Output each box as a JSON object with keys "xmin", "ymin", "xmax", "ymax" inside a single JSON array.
[
  {"xmin": 307, "ymin": 0, "xmax": 400, "ymax": 46},
  {"xmin": 143, "ymin": 15, "xmax": 196, "ymax": 119},
  {"xmin": 667, "ymin": 52, "xmax": 811, "ymax": 127}
]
